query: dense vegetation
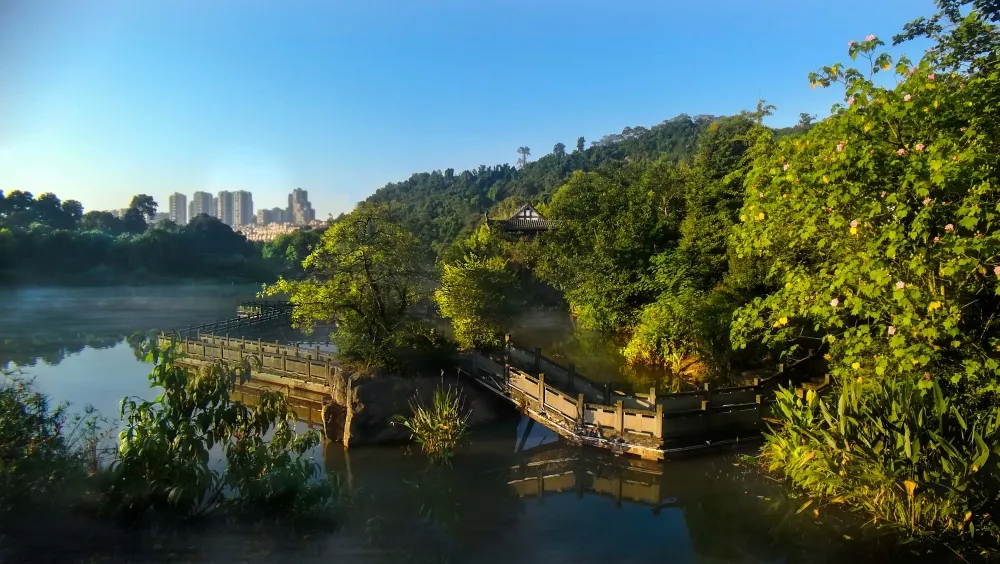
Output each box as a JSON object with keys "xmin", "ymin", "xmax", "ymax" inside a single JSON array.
[
  {"xmin": 0, "ymin": 191, "xmax": 327, "ymax": 285},
  {"xmin": 0, "ymin": 339, "xmax": 336, "ymax": 527}
]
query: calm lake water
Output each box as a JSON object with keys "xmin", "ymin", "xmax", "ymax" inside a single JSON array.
[{"xmin": 0, "ymin": 285, "xmax": 959, "ymax": 563}]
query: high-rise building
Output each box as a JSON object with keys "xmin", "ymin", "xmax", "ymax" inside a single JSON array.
[
  {"xmin": 216, "ymin": 191, "xmax": 234, "ymax": 226},
  {"xmin": 168, "ymin": 192, "xmax": 187, "ymax": 225},
  {"xmin": 287, "ymin": 188, "xmax": 315, "ymax": 225},
  {"xmin": 233, "ymin": 190, "xmax": 254, "ymax": 228},
  {"xmin": 190, "ymin": 191, "xmax": 213, "ymax": 219}
]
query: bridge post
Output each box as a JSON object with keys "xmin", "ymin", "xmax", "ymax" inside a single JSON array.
[
  {"xmin": 281, "ymin": 352, "xmax": 287, "ymax": 373},
  {"xmin": 649, "ymin": 387, "xmax": 656, "ymax": 406},
  {"xmin": 577, "ymin": 393, "xmax": 585, "ymax": 423},
  {"xmin": 537, "ymin": 374, "xmax": 545, "ymax": 407},
  {"xmin": 504, "ymin": 334, "xmax": 511, "ymax": 387},
  {"xmin": 615, "ymin": 401, "xmax": 624, "ymax": 434}
]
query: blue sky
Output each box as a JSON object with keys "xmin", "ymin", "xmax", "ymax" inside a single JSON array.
[{"xmin": 0, "ymin": 0, "xmax": 936, "ymax": 218}]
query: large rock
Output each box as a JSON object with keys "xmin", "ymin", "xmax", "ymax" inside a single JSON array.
[{"xmin": 323, "ymin": 367, "xmax": 513, "ymax": 447}]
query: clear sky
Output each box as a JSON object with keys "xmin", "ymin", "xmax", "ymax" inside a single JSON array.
[{"xmin": 1, "ymin": 0, "xmax": 936, "ymax": 218}]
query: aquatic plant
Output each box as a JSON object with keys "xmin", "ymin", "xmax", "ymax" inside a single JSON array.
[
  {"xmin": 107, "ymin": 336, "xmax": 336, "ymax": 519},
  {"xmin": 762, "ymin": 383, "xmax": 1000, "ymax": 541},
  {"xmin": 395, "ymin": 385, "xmax": 471, "ymax": 464},
  {"xmin": 0, "ymin": 372, "xmax": 109, "ymax": 514}
]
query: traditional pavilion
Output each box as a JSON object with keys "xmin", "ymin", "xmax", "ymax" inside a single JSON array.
[{"xmin": 486, "ymin": 203, "xmax": 551, "ymax": 234}]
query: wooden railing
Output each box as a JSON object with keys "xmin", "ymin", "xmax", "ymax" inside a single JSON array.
[
  {"xmin": 236, "ymin": 301, "xmax": 294, "ymax": 318},
  {"xmin": 157, "ymin": 333, "xmax": 338, "ymax": 385},
  {"xmin": 170, "ymin": 305, "xmax": 291, "ymax": 338}
]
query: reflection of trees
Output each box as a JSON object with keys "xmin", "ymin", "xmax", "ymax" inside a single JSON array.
[{"xmin": 0, "ymin": 334, "xmax": 125, "ymax": 368}]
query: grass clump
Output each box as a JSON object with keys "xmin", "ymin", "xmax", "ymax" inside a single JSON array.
[{"xmin": 395, "ymin": 385, "xmax": 471, "ymax": 464}]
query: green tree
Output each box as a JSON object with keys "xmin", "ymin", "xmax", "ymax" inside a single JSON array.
[
  {"xmin": 536, "ymin": 161, "xmax": 689, "ymax": 330},
  {"xmin": 553, "ymin": 142, "xmax": 566, "ymax": 158},
  {"xmin": 80, "ymin": 211, "xmax": 124, "ymax": 234},
  {"xmin": 263, "ymin": 203, "xmax": 429, "ymax": 366},
  {"xmin": 732, "ymin": 16, "xmax": 1000, "ymax": 540},
  {"xmin": 435, "ymin": 253, "xmax": 516, "ymax": 349},
  {"xmin": 576, "ymin": 137, "xmax": 585, "ymax": 153},
  {"xmin": 516, "ymin": 146, "xmax": 531, "ymax": 168}
]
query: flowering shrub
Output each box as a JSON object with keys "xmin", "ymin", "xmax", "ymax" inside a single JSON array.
[{"xmin": 732, "ymin": 6, "xmax": 1000, "ymax": 542}]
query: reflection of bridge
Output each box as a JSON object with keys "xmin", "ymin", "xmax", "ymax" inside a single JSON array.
[{"xmin": 506, "ymin": 444, "xmax": 677, "ymax": 513}]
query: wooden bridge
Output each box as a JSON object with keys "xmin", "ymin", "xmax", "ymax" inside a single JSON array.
[
  {"xmin": 161, "ymin": 302, "xmax": 826, "ymax": 461},
  {"xmin": 455, "ymin": 335, "xmax": 807, "ymax": 460},
  {"xmin": 171, "ymin": 301, "xmax": 293, "ymax": 339},
  {"xmin": 159, "ymin": 301, "xmax": 339, "ymax": 431}
]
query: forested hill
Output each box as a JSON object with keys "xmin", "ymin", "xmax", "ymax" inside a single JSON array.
[{"xmin": 365, "ymin": 114, "xmax": 722, "ymax": 255}]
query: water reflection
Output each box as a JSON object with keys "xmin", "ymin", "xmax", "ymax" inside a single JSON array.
[{"xmin": 508, "ymin": 310, "xmax": 682, "ymax": 394}]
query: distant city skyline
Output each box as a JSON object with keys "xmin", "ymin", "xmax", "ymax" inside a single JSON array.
[
  {"xmin": 110, "ymin": 187, "xmax": 316, "ymax": 228},
  {"xmin": 104, "ymin": 188, "xmax": 318, "ymax": 227}
]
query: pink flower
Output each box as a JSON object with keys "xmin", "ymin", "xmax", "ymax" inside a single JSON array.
[
  {"xmin": 848, "ymin": 96, "xmax": 855, "ymax": 105},
  {"xmin": 904, "ymin": 94, "xmax": 912, "ymax": 102},
  {"xmin": 759, "ymin": 192, "xmax": 764, "ymax": 198},
  {"xmin": 994, "ymin": 266, "xmax": 1000, "ymax": 277},
  {"xmin": 880, "ymin": 191, "xmax": 887, "ymax": 198},
  {"xmin": 888, "ymin": 326, "xmax": 896, "ymax": 335},
  {"xmin": 928, "ymin": 73, "xmax": 935, "ymax": 80},
  {"xmin": 945, "ymin": 224, "xmax": 954, "ymax": 232},
  {"xmin": 915, "ymin": 143, "xmax": 925, "ymax": 151},
  {"xmin": 865, "ymin": 34, "xmax": 876, "ymax": 41},
  {"xmin": 897, "ymin": 148, "xmax": 906, "ymax": 156},
  {"xmin": 923, "ymin": 197, "xmax": 932, "ymax": 205},
  {"xmin": 831, "ymin": 298, "xmax": 839, "ymax": 308},
  {"xmin": 849, "ymin": 40, "xmax": 856, "ymax": 47},
  {"xmin": 850, "ymin": 219, "xmax": 859, "ymax": 228},
  {"xmin": 953, "ymin": 156, "xmax": 959, "ymax": 161},
  {"xmin": 934, "ymin": 236, "xmax": 941, "ymax": 243},
  {"xmin": 837, "ymin": 143, "xmax": 844, "ymax": 152},
  {"xmin": 783, "ymin": 164, "xmax": 789, "ymax": 171},
  {"xmin": 896, "ymin": 281, "xmax": 905, "ymax": 289},
  {"xmin": 960, "ymin": 127, "xmax": 967, "ymax": 132}
]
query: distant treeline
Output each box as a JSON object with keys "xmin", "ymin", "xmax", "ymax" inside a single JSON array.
[{"xmin": 0, "ymin": 192, "xmax": 326, "ymax": 285}]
